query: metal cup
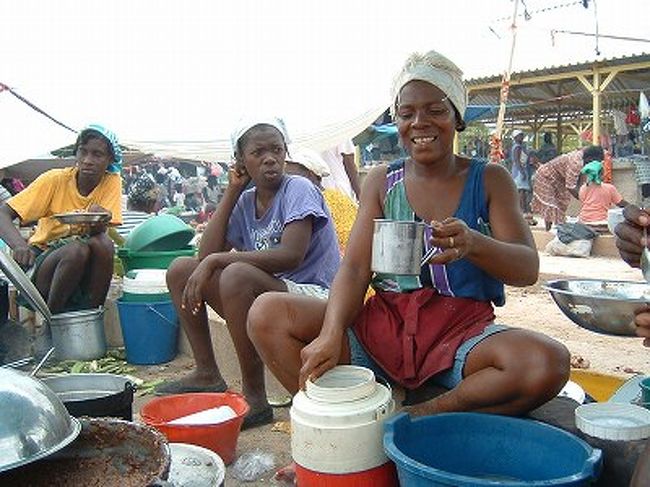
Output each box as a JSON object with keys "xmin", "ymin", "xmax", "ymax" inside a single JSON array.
[{"xmin": 371, "ymin": 219, "xmax": 425, "ymax": 275}]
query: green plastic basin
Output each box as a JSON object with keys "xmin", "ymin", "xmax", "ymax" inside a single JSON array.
[
  {"xmin": 118, "ymin": 246, "xmax": 196, "ymax": 272},
  {"xmin": 125, "ymin": 214, "xmax": 195, "ymax": 252}
]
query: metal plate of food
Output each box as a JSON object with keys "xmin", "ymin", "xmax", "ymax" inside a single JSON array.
[
  {"xmin": 53, "ymin": 212, "xmax": 111, "ymax": 224},
  {"xmin": 544, "ymin": 279, "xmax": 650, "ymax": 336}
]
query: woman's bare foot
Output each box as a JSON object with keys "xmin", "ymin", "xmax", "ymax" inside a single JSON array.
[
  {"xmin": 154, "ymin": 370, "xmax": 228, "ymax": 395},
  {"xmin": 274, "ymin": 462, "xmax": 297, "ymax": 485}
]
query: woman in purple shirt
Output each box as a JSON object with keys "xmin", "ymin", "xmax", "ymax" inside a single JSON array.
[{"xmin": 158, "ymin": 117, "xmax": 340, "ymax": 429}]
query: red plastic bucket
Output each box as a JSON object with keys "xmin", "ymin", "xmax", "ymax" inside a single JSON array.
[
  {"xmin": 140, "ymin": 392, "xmax": 249, "ymax": 464},
  {"xmin": 295, "ymin": 462, "xmax": 398, "ymax": 487}
]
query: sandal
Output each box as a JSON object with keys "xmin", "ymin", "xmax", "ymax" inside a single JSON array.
[{"xmin": 241, "ymin": 407, "xmax": 274, "ymax": 430}]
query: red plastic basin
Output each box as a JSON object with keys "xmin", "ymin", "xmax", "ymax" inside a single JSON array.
[{"xmin": 140, "ymin": 392, "xmax": 249, "ymax": 464}]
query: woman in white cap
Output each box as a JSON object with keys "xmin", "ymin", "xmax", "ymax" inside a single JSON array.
[
  {"xmin": 157, "ymin": 117, "xmax": 340, "ymax": 430},
  {"xmin": 285, "ymin": 147, "xmax": 358, "ymax": 255},
  {"xmin": 248, "ymin": 50, "xmax": 570, "ymax": 419}
]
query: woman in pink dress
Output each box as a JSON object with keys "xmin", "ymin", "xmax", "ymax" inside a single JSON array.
[{"xmin": 531, "ymin": 145, "xmax": 603, "ymax": 231}]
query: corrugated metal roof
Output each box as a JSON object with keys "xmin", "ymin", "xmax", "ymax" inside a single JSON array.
[{"xmin": 465, "ymin": 53, "xmax": 650, "ymax": 128}]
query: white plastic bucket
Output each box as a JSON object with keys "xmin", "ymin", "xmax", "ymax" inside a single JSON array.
[
  {"xmin": 290, "ymin": 365, "xmax": 395, "ymax": 476},
  {"xmin": 122, "ymin": 269, "xmax": 169, "ymax": 302}
]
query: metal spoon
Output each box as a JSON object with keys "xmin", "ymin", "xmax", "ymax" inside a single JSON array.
[
  {"xmin": 30, "ymin": 347, "xmax": 55, "ymax": 377},
  {"xmin": 642, "ymin": 226, "xmax": 650, "ymax": 283}
]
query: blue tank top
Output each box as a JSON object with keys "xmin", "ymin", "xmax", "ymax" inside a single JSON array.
[{"xmin": 371, "ymin": 158, "xmax": 505, "ymax": 306}]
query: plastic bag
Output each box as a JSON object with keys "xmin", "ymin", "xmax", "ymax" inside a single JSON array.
[
  {"xmin": 545, "ymin": 236, "xmax": 593, "ymax": 258},
  {"xmin": 556, "ymin": 222, "xmax": 597, "ymax": 244},
  {"xmin": 231, "ymin": 449, "xmax": 275, "ymax": 482}
]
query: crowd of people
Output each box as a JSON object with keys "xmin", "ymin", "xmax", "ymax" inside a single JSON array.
[{"xmin": 0, "ymin": 47, "xmax": 648, "ymax": 483}]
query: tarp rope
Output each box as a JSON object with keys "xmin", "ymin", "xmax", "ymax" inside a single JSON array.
[{"xmin": 0, "ymin": 82, "xmax": 76, "ymax": 133}]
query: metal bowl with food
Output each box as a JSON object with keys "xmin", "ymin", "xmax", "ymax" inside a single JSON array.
[
  {"xmin": 52, "ymin": 211, "xmax": 111, "ymax": 225},
  {"xmin": 543, "ymin": 279, "xmax": 650, "ymax": 336},
  {"xmin": 0, "ymin": 368, "xmax": 81, "ymax": 473},
  {"xmin": 0, "ymin": 418, "xmax": 170, "ymax": 486}
]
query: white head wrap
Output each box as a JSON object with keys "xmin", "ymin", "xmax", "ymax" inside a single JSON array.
[
  {"xmin": 230, "ymin": 116, "xmax": 290, "ymax": 156},
  {"xmin": 286, "ymin": 146, "xmax": 330, "ymax": 177},
  {"xmin": 390, "ymin": 50, "xmax": 467, "ymax": 121},
  {"xmin": 512, "ymin": 129, "xmax": 524, "ymax": 139}
]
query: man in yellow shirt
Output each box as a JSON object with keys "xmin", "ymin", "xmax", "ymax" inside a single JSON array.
[{"xmin": 0, "ymin": 124, "xmax": 122, "ymax": 313}]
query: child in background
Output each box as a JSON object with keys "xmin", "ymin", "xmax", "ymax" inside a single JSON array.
[
  {"xmin": 578, "ymin": 160, "xmax": 628, "ymax": 230},
  {"xmin": 285, "ymin": 147, "xmax": 358, "ymax": 255}
]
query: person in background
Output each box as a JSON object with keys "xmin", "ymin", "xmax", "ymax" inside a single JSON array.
[
  {"xmin": 612, "ymin": 206, "xmax": 650, "ymax": 486},
  {"xmin": 0, "ymin": 124, "xmax": 122, "ymax": 313},
  {"xmin": 156, "ymin": 117, "xmax": 340, "ymax": 430},
  {"xmin": 285, "ymin": 147, "xmax": 358, "ymax": 255},
  {"xmin": 531, "ymin": 145, "xmax": 604, "ymax": 232},
  {"xmin": 203, "ymin": 174, "xmax": 222, "ymax": 207},
  {"xmin": 247, "ymin": 49, "xmax": 569, "ymax": 421},
  {"xmin": 321, "ymin": 139, "xmax": 361, "ymax": 201},
  {"xmin": 537, "ymin": 132, "xmax": 558, "ymax": 164},
  {"xmin": 510, "ymin": 129, "xmax": 535, "ymax": 225},
  {"xmin": 113, "ymin": 172, "xmax": 162, "ymax": 241},
  {"xmin": 172, "ymin": 182, "xmax": 185, "ymax": 209},
  {"xmin": 577, "ymin": 160, "xmax": 628, "ymax": 230}
]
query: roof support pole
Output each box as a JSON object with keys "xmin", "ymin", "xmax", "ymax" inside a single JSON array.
[{"xmin": 592, "ymin": 69, "xmax": 601, "ymax": 145}]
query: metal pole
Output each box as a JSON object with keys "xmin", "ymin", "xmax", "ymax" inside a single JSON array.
[{"xmin": 489, "ymin": 0, "xmax": 520, "ymax": 163}]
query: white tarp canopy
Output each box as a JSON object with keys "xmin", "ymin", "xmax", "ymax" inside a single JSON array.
[{"xmin": 1, "ymin": 0, "xmax": 648, "ymax": 166}]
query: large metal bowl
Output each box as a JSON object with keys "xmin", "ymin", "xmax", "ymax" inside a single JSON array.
[
  {"xmin": 0, "ymin": 368, "xmax": 81, "ymax": 473},
  {"xmin": 543, "ymin": 279, "xmax": 650, "ymax": 336}
]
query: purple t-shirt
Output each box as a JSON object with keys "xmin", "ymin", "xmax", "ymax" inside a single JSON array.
[{"xmin": 226, "ymin": 175, "xmax": 340, "ymax": 289}]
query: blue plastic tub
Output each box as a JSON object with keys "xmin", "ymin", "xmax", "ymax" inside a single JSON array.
[
  {"xmin": 384, "ymin": 412, "xmax": 602, "ymax": 486},
  {"xmin": 117, "ymin": 299, "xmax": 179, "ymax": 365}
]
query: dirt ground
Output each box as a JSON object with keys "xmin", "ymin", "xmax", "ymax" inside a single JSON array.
[{"xmin": 124, "ymin": 251, "xmax": 650, "ymax": 485}]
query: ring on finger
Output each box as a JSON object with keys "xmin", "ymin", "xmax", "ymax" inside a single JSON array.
[{"xmin": 449, "ymin": 236, "xmax": 455, "ymax": 248}]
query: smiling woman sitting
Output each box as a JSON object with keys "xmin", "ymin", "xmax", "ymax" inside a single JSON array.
[{"xmin": 247, "ymin": 50, "xmax": 570, "ymax": 419}]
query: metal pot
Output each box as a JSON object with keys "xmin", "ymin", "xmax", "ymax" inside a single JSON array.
[
  {"xmin": 0, "ymin": 418, "xmax": 171, "ymax": 486},
  {"xmin": 50, "ymin": 307, "xmax": 107, "ymax": 360},
  {"xmin": 371, "ymin": 219, "xmax": 426, "ymax": 275},
  {"xmin": 42, "ymin": 373, "xmax": 135, "ymax": 421}
]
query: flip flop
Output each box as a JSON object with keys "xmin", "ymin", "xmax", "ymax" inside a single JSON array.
[
  {"xmin": 241, "ymin": 407, "xmax": 274, "ymax": 430},
  {"xmin": 154, "ymin": 379, "xmax": 228, "ymax": 396}
]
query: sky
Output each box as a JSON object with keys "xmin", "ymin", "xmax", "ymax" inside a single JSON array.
[{"xmin": 1, "ymin": 0, "xmax": 648, "ymax": 164}]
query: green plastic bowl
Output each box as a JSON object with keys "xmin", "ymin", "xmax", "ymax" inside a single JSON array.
[
  {"xmin": 118, "ymin": 246, "xmax": 196, "ymax": 272},
  {"xmin": 125, "ymin": 214, "xmax": 195, "ymax": 252},
  {"xmin": 122, "ymin": 291, "xmax": 171, "ymax": 302}
]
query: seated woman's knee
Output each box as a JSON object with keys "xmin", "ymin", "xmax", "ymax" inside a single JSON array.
[
  {"xmin": 518, "ymin": 338, "xmax": 570, "ymax": 396},
  {"xmin": 247, "ymin": 292, "xmax": 281, "ymax": 339},
  {"xmin": 87, "ymin": 233, "xmax": 114, "ymax": 260},
  {"xmin": 219, "ymin": 261, "xmax": 259, "ymax": 298},
  {"xmin": 62, "ymin": 239, "xmax": 91, "ymax": 264},
  {"xmin": 166, "ymin": 256, "xmax": 198, "ymax": 291}
]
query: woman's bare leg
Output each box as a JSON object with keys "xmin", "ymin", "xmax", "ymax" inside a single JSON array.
[
  {"xmin": 162, "ymin": 256, "xmax": 227, "ymax": 390},
  {"xmin": 247, "ymin": 292, "xmax": 349, "ymax": 395},
  {"xmin": 407, "ymin": 329, "xmax": 570, "ymax": 416},
  {"xmin": 218, "ymin": 263, "xmax": 287, "ymax": 415}
]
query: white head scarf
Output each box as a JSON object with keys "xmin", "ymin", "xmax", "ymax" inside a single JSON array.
[
  {"xmin": 390, "ymin": 50, "xmax": 467, "ymax": 121},
  {"xmin": 286, "ymin": 146, "xmax": 330, "ymax": 177},
  {"xmin": 230, "ymin": 116, "xmax": 290, "ymax": 157}
]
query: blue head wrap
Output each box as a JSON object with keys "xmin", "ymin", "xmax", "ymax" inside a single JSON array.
[{"xmin": 78, "ymin": 123, "xmax": 123, "ymax": 173}]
